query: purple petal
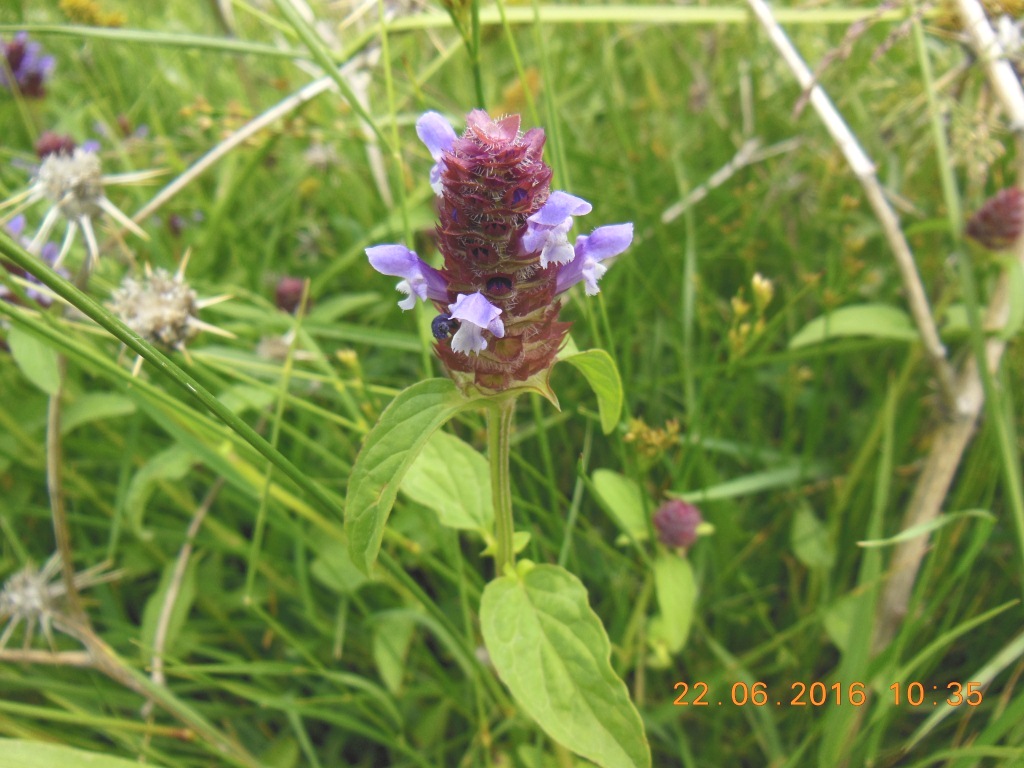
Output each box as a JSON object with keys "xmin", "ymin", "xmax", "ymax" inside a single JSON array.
[
  {"xmin": 528, "ymin": 191, "xmax": 592, "ymax": 225},
  {"xmin": 4, "ymin": 214, "xmax": 26, "ymax": 238},
  {"xmin": 521, "ymin": 191, "xmax": 594, "ymax": 266},
  {"xmin": 447, "ymin": 292, "xmax": 505, "ymax": 355},
  {"xmin": 416, "ymin": 112, "xmax": 457, "ymax": 160},
  {"xmin": 556, "ymin": 223, "xmax": 633, "ymax": 295},
  {"xmin": 367, "ymin": 243, "xmax": 447, "ymax": 309},
  {"xmin": 417, "ymin": 112, "xmax": 458, "ymax": 195}
]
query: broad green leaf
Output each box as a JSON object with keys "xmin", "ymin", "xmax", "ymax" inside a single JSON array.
[
  {"xmin": 7, "ymin": 325, "xmax": 60, "ymax": 395},
  {"xmin": 823, "ymin": 593, "xmax": 858, "ymax": 654},
  {"xmin": 557, "ymin": 349, "xmax": 623, "ymax": 434},
  {"xmin": 218, "ymin": 384, "xmax": 276, "ymax": 414},
  {"xmin": 372, "ymin": 612, "xmax": 416, "ymax": 694},
  {"xmin": 481, "ymin": 563, "xmax": 651, "ymax": 768},
  {"xmin": 345, "ymin": 378, "xmax": 477, "ymax": 573},
  {"xmin": 591, "ymin": 469, "xmax": 648, "ymax": 542},
  {"xmin": 125, "ymin": 444, "xmax": 196, "ymax": 538},
  {"xmin": 401, "ymin": 430, "xmax": 492, "ymax": 534},
  {"xmin": 311, "ymin": 539, "xmax": 370, "ymax": 594},
  {"xmin": 788, "ymin": 303, "xmax": 919, "ymax": 349},
  {"xmin": 61, "ymin": 392, "xmax": 136, "ymax": 435},
  {"xmin": 140, "ymin": 557, "xmax": 199, "ymax": 660},
  {"xmin": 0, "ymin": 740, "xmax": 167, "ymax": 768},
  {"xmin": 790, "ymin": 505, "xmax": 834, "ymax": 569},
  {"xmin": 650, "ymin": 554, "xmax": 696, "ymax": 654}
]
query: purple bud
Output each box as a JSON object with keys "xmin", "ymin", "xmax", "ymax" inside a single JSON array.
[
  {"xmin": 35, "ymin": 132, "xmax": 76, "ymax": 159},
  {"xmin": 653, "ymin": 500, "xmax": 703, "ymax": 549},
  {"xmin": 966, "ymin": 188, "xmax": 1024, "ymax": 250},
  {"xmin": 275, "ymin": 276, "xmax": 308, "ymax": 314}
]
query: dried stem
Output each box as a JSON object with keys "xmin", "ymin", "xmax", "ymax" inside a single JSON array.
[
  {"xmin": 745, "ymin": 0, "xmax": 958, "ymax": 414},
  {"xmin": 148, "ymin": 479, "xmax": 224, "ymax": 695}
]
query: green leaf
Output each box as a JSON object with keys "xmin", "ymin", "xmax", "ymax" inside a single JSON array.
[
  {"xmin": 591, "ymin": 469, "xmax": 648, "ymax": 542},
  {"xmin": 788, "ymin": 303, "xmax": 919, "ymax": 349},
  {"xmin": 345, "ymin": 378, "xmax": 478, "ymax": 573},
  {"xmin": 558, "ymin": 348, "xmax": 623, "ymax": 434},
  {"xmin": 401, "ymin": 429, "xmax": 492, "ymax": 534},
  {"xmin": 311, "ymin": 539, "xmax": 370, "ymax": 594},
  {"xmin": 857, "ymin": 509, "xmax": 994, "ymax": 547},
  {"xmin": 6, "ymin": 325, "xmax": 60, "ymax": 395},
  {"xmin": 0, "ymin": 739, "xmax": 167, "ymax": 768},
  {"xmin": 674, "ymin": 461, "xmax": 826, "ymax": 503},
  {"xmin": 61, "ymin": 392, "xmax": 136, "ymax": 435},
  {"xmin": 481, "ymin": 563, "xmax": 651, "ymax": 768},
  {"xmin": 372, "ymin": 611, "xmax": 416, "ymax": 695},
  {"xmin": 125, "ymin": 445, "xmax": 197, "ymax": 539},
  {"xmin": 790, "ymin": 505, "xmax": 835, "ymax": 569},
  {"xmin": 650, "ymin": 554, "xmax": 696, "ymax": 654}
]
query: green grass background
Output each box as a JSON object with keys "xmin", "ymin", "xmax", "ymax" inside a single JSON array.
[{"xmin": 1, "ymin": 0, "xmax": 1023, "ymax": 766}]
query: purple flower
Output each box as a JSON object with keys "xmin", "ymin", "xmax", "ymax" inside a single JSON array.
[
  {"xmin": 1, "ymin": 33, "xmax": 55, "ymax": 99},
  {"xmin": 416, "ymin": 111, "xmax": 458, "ymax": 195},
  {"xmin": 556, "ymin": 223, "xmax": 634, "ymax": 295},
  {"xmin": 522, "ymin": 191, "xmax": 593, "ymax": 267},
  {"xmin": 653, "ymin": 500, "xmax": 703, "ymax": 549},
  {"xmin": 366, "ymin": 244, "xmax": 447, "ymax": 310},
  {"xmin": 447, "ymin": 292, "xmax": 504, "ymax": 354},
  {"xmin": 365, "ymin": 109, "xmax": 633, "ymax": 392}
]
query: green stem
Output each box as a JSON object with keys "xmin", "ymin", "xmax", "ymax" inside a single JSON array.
[
  {"xmin": 470, "ymin": 0, "xmax": 486, "ymax": 108},
  {"xmin": 488, "ymin": 397, "xmax": 517, "ymax": 576}
]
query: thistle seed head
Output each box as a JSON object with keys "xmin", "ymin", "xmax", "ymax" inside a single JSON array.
[
  {"xmin": 35, "ymin": 147, "xmax": 105, "ymax": 220},
  {"xmin": 110, "ymin": 268, "xmax": 200, "ymax": 350}
]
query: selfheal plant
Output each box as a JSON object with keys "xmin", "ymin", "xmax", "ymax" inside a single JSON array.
[
  {"xmin": 367, "ymin": 109, "xmax": 632, "ymax": 393},
  {"xmin": 350, "ymin": 110, "xmax": 650, "ymax": 767}
]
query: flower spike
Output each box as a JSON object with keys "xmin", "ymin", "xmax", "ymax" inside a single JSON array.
[{"xmin": 366, "ymin": 110, "xmax": 633, "ymax": 392}]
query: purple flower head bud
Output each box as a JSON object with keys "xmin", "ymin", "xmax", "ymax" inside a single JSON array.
[
  {"xmin": 1, "ymin": 33, "xmax": 55, "ymax": 99},
  {"xmin": 416, "ymin": 111, "xmax": 458, "ymax": 195},
  {"xmin": 35, "ymin": 132, "xmax": 76, "ymax": 159},
  {"xmin": 447, "ymin": 292, "xmax": 504, "ymax": 355},
  {"xmin": 653, "ymin": 500, "xmax": 703, "ymax": 549},
  {"xmin": 966, "ymin": 187, "xmax": 1024, "ymax": 251},
  {"xmin": 365, "ymin": 109, "xmax": 633, "ymax": 392},
  {"xmin": 275, "ymin": 276, "xmax": 308, "ymax": 314},
  {"xmin": 522, "ymin": 191, "xmax": 593, "ymax": 268},
  {"xmin": 367, "ymin": 244, "xmax": 448, "ymax": 310},
  {"xmin": 556, "ymin": 223, "xmax": 634, "ymax": 296}
]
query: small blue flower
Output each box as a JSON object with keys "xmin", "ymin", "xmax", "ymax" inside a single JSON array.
[
  {"xmin": 366, "ymin": 243, "xmax": 448, "ymax": 310},
  {"xmin": 416, "ymin": 112, "xmax": 458, "ymax": 195},
  {"xmin": 555, "ymin": 223, "xmax": 633, "ymax": 296},
  {"xmin": 448, "ymin": 292, "xmax": 504, "ymax": 355},
  {"xmin": 522, "ymin": 191, "xmax": 593, "ymax": 268}
]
